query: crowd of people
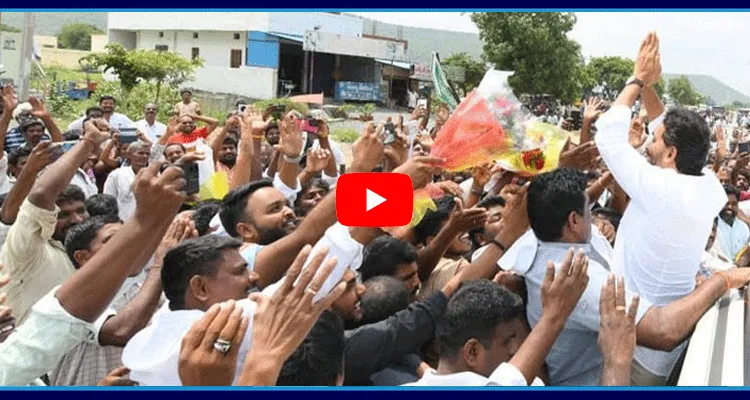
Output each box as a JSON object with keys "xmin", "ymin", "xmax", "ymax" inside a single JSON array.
[{"xmin": 0, "ymin": 32, "xmax": 747, "ymax": 387}]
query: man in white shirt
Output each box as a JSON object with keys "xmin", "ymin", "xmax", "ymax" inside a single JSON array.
[
  {"xmin": 68, "ymin": 96, "xmax": 134, "ymax": 132},
  {"xmin": 595, "ymin": 33, "xmax": 727, "ymax": 384},
  {"xmin": 104, "ymin": 142, "xmax": 151, "ymax": 222},
  {"xmin": 134, "ymin": 103, "xmax": 167, "ymax": 142},
  {"xmin": 716, "ymin": 184, "xmax": 749, "ymax": 261}
]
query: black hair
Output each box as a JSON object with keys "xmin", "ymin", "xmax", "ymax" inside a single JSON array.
[
  {"xmin": 662, "ymin": 108, "xmax": 711, "ymax": 176},
  {"xmin": 85, "ymin": 194, "xmax": 119, "ymax": 218},
  {"xmin": 180, "ymin": 89, "xmax": 192, "ymax": 95},
  {"xmin": 98, "ymin": 95, "xmax": 116, "ymax": 104},
  {"xmin": 527, "ymin": 168, "xmax": 588, "ymax": 242},
  {"xmin": 161, "ymin": 235, "xmax": 243, "ymax": 310},
  {"xmin": 219, "ymin": 180, "xmax": 274, "ymax": 238},
  {"xmin": 191, "ymin": 199, "xmax": 223, "ymax": 236},
  {"xmin": 164, "ymin": 142, "xmax": 186, "ymax": 155},
  {"xmin": 276, "ymin": 311, "xmax": 345, "ymax": 386},
  {"xmin": 412, "ymin": 196, "xmax": 455, "ymax": 245},
  {"xmin": 294, "ymin": 178, "xmax": 330, "ymax": 216},
  {"xmin": 8, "ymin": 146, "xmax": 31, "ymax": 166},
  {"xmin": 222, "ymin": 135, "xmax": 239, "ymax": 147},
  {"xmin": 437, "ymin": 280, "xmax": 524, "ymax": 359},
  {"xmin": 724, "ymin": 183, "xmax": 740, "ymax": 200},
  {"xmin": 64, "ymin": 214, "xmax": 122, "ymax": 269},
  {"xmin": 360, "ymin": 276, "xmax": 410, "ymax": 326},
  {"xmin": 85, "ymin": 106, "xmax": 104, "ymax": 117},
  {"xmin": 359, "ymin": 236, "xmax": 418, "ymax": 282},
  {"xmin": 63, "ymin": 131, "xmax": 81, "ymax": 141},
  {"xmin": 477, "ymin": 195, "xmax": 506, "ymax": 210},
  {"xmin": 0, "ymin": 194, "xmax": 7, "ymax": 209},
  {"xmin": 57, "ymin": 185, "xmax": 87, "ymax": 207}
]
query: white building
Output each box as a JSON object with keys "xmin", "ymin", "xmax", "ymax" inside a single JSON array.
[{"xmin": 107, "ymin": 12, "xmax": 408, "ymax": 100}]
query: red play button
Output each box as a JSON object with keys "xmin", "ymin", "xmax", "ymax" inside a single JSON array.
[{"xmin": 337, "ymin": 173, "xmax": 413, "ymax": 227}]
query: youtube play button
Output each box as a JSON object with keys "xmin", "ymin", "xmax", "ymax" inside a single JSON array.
[{"xmin": 337, "ymin": 173, "xmax": 413, "ymax": 227}]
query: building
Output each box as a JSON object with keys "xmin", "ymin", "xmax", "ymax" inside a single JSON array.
[{"xmin": 107, "ymin": 12, "xmax": 411, "ymax": 101}]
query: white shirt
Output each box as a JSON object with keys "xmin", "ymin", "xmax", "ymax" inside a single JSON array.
[
  {"xmin": 595, "ymin": 105, "xmax": 726, "ymax": 377},
  {"xmin": 312, "ymin": 138, "xmax": 346, "ymax": 167},
  {"xmin": 0, "ymin": 286, "xmax": 113, "ymax": 385},
  {"xmin": 405, "ymin": 363, "xmax": 544, "ymax": 386},
  {"xmin": 135, "ymin": 119, "xmax": 167, "ymax": 142},
  {"xmin": 0, "ymin": 153, "xmax": 11, "ymax": 196},
  {"xmin": 70, "ymin": 168, "xmax": 98, "ymax": 199},
  {"xmin": 716, "ymin": 218, "xmax": 750, "ymax": 261},
  {"xmin": 68, "ymin": 112, "xmax": 134, "ymax": 132},
  {"xmin": 103, "ymin": 166, "xmax": 137, "ymax": 221},
  {"xmin": 122, "ymin": 299, "xmax": 257, "ymax": 386}
]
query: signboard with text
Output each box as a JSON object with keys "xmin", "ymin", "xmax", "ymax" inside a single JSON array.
[
  {"xmin": 335, "ymin": 82, "xmax": 381, "ymax": 102},
  {"xmin": 304, "ymin": 31, "xmax": 407, "ymax": 61}
]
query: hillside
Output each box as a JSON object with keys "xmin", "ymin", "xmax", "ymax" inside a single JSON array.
[
  {"xmin": 1, "ymin": 12, "xmax": 107, "ymax": 35},
  {"xmin": 663, "ymin": 73, "xmax": 750, "ymax": 106}
]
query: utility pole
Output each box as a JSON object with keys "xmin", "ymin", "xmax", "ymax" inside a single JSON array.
[{"xmin": 18, "ymin": 12, "xmax": 35, "ymax": 100}]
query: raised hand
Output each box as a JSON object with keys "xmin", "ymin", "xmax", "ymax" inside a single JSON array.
[
  {"xmin": 583, "ymin": 97, "xmax": 603, "ymax": 122},
  {"xmin": 598, "ymin": 274, "xmax": 639, "ymax": 383},
  {"xmin": 178, "ymin": 300, "xmax": 249, "ymax": 386},
  {"xmin": 25, "ymin": 141, "xmax": 60, "ymax": 174},
  {"xmin": 541, "ymin": 248, "xmax": 589, "ymax": 321},
  {"xmin": 305, "ymin": 148, "xmax": 332, "ymax": 173},
  {"xmin": 351, "ymin": 122, "xmax": 384, "ymax": 173},
  {"xmin": 411, "ymin": 106, "xmax": 427, "ymax": 121},
  {"xmin": 83, "ymin": 118, "xmax": 112, "ymax": 147},
  {"xmin": 28, "ymin": 97, "xmax": 51, "ymax": 120},
  {"xmin": 237, "ymin": 245, "xmax": 347, "ymax": 386},
  {"xmin": 628, "ymin": 117, "xmax": 646, "ymax": 149},
  {"xmin": 97, "ymin": 367, "xmax": 139, "ymax": 386},
  {"xmin": 241, "ymin": 106, "xmax": 269, "ymax": 136},
  {"xmin": 153, "ymin": 216, "xmax": 198, "ymax": 264},
  {"xmin": 433, "ymin": 180, "xmax": 464, "ymax": 198},
  {"xmin": 634, "ymin": 32, "xmax": 662, "ymax": 87},
  {"xmin": 1, "ymin": 85, "xmax": 18, "ymax": 115},
  {"xmin": 445, "ymin": 197, "xmax": 488, "ymax": 233},
  {"xmin": 594, "ymin": 217, "xmax": 616, "ymax": 244},
  {"xmin": 393, "ymin": 156, "xmax": 444, "ymax": 190},
  {"xmin": 276, "ymin": 111, "xmax": 304, "ymax": 158},
  {"xmin": 495, "ymin": 183, "xmax": 530, "ymax": 247},
  {"xmin": 132, "ymin": 162, "xmax": 187, "ymax": 221},
  {"xmin": 559, "ymin": 138, "xmax": 600, "ymax": 171},
  {"xmin": 471, "ymin": 162, "xmax": 493, "ymax": 188}
]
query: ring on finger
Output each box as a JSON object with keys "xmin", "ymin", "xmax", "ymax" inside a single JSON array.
[
  {"xmin": 213, "ymin": 338, "xmax": 232, "ymax": 355},
  {"xmin": 615, "ymin": 306, "xmax": 626, "ymax": 312}
]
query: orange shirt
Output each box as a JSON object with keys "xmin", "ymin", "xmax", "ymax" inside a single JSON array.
[{"xmin": 167, "ymin": 126, "xmax": 209, "ymax": 145}]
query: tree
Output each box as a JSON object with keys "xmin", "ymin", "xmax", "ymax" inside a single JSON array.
[
  {"xmin": 57, "ymin": 23, "xmax": 103, "ymax": 51},
  {"xmin": 442, "ymin": 53, "xmax": 487, "ymax": 94},
  {"xmin": 0, "ymin": 24, "xmax": 20, "ymax": 33},
  {"xmin": 582, "ymin": 56, "xmax": 634, "ymax": 98},
  {"xmin": 80, "ymin": 43, "xmax": 203, "ymax": 102},
  {"xmin": 667, "ymin": 75, "xmax": 705, "ymax": 106},
  {"xmin": 471, "ymin": 12, "xmax": 584, "ymax": 103}
]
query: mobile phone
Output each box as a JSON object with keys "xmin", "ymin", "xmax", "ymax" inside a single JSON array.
[
  {"xmin": 118, "ymin": 128, "xmax": 138, "ymax": 145},
  {"xmin": 61, "ymin": 140, "xmax": 78, "ymax": 153},
  {"xmin": 739, "ymin": 142, "xmax": 749, "ymax": 153},
  {"xmin": 161, "ymin": 163, "xmax": 200, "ymax": 195},
  {"xmin": 384, "ymin": 133, "xmax": 396, "ymax": 145},
  {"xmin": 417, "ymin": 99, "xmax": 428, "ymax": 109}
]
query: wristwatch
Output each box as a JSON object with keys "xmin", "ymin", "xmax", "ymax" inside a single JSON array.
[{"xmin": 626, "ymin": 76, "xmax": 645, "ymax": 89}]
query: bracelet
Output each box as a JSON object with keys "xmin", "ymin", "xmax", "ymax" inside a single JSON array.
[
  {"xmin": 283, "ymin": 154, "xmax": 302, "ymax": 164},
  {"xmin": 489, "ymin": 238, "xmax": 508, "ymax": 252},
  {"xmin": 715, "ymin": 271, "xmax": 731, "ymax": 292},
  {"xmin": 471, "ymin": 187, "xmax": 483, "ymax": 197}
]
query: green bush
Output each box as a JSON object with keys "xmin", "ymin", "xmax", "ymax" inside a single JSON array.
[
  {"xmin": 331, "ymin": 128, "xmax": 359, "ymax": 144},
  {"xmin": 338, "ymin": 104, "xmax": 357, "ymax": 114},
  {"xmin": 358, "ymin": 103, "xmax": 376, "ymax": 117},
  {"xmin": 253, "ymin": 98, "xmax": 309, "ymax": 115}
]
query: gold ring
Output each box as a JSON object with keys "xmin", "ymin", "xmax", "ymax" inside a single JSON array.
[
  {"xmin": 615, "ymin": 306, "xmax": 626, "ymax": 312},
  {"xmin": 305, "ymin": 287, "xmax": 318, "ymax": 297}
]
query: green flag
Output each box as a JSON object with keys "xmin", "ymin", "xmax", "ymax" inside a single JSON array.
[{"xmin": 431, "ymin": 52, "xmax": 460, "ymax": 110}]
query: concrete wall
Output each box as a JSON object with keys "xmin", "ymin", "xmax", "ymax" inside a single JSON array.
[
  {"xmin": 108, "ymin": 29, "xmax": 136, "ymax": 50},
  {"xmin": 35, "ymin": 35, "xmax": 57, "ymax": 48},
  {"xmin": 108, "ymin": 12, "xmax": 270, "ymax": 32},
  {"xmin": 192, "ymin": 65, "xmax": 277, "ymax": 99},
  {"xmin": 136, "ymin": 30, "xmax": 247, "ymax": 68},
  {"xmin": 0, "ymin": 32, "xmax": 22, "ymax": 85},
  {"xmin": 91, "ymin": 34, "xmax": 107, "ymax": 52},
  {"xmin": 268, "ymin": 12, "xmax": 363, "ymax": 37}
]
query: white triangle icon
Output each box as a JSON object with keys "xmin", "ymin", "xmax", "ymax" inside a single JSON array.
[{"xmin": 366, "ymin": 188, "xmax": 387, "ymax": 212}]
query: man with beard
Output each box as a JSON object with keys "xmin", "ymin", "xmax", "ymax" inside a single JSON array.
[
  {"xmin": 167, "ymin": 114, "xmax": 219, "ymax": 146},
  {"xmin": 595, "ymin": 33, "xmax": 727, "ymax": 384},
  {"xmin": 104, "ymin": 142, "xmax": 151, "ymax": 221},
  {"xmin": 714, "ymin": 185, "xmax": 749, "ymax": 261},
  {"xmin": 0, "ymin": 119, "xmax": 110, "ymax": 324},
  {"xmin": 214, "ymin": 135, "xmax": 238, "ymax": 181},
  {"xmin": 68, "ymin": 96, "xmax": 134, "ymax": 132},
  {"xmin": 359, "ymin": 236, "xmax": 421, "ymax": 301},
  {"xmin": 135, "ymin": 103, "xmax": 167, "ymax": 142}
]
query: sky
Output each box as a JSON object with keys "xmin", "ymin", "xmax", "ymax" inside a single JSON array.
[{"xmin": 351, "ymin": 12, "xmax": 750, "ymax": 96}]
